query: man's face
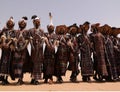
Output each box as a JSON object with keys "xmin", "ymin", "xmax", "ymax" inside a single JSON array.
[
  {"xmin": 47, "ymin": 25, "xmax": 54, "ymax": 33},
  {"xmin": 84, "ymin": 24, "xmax": 89, "ymax": 32},
  {"xmin": 7, "ymin": 20, "xmax": 14, "ymax": 29},
  {"xmin": 33, "ymin": 19, "xmax": 40, "ymax": 28},
  {"xmin": 70, "ymin": 27, "xmax": 77, "ymax": 35},
  {"xmin": 19, "ymin": 21, "xmax": 26, "ymax": 29}
]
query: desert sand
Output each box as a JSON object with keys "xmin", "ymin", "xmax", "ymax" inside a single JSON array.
[{"xmin": 0, "ymin": 71, "xmax": 120, "ymax": 91}]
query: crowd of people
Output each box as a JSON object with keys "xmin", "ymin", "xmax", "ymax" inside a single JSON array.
[{"xmin": 0, "ymin": 13, "xmax": 120, "ymax": 85}]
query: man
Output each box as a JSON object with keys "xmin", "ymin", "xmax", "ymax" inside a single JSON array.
[
  {"xmin": 78, "ymin": 22, "xmax": 94, "ymax": 82},
  {"xmin": 43, "ymin": 13, "xmax": 57, "ymax": 84},
  {"xmin": 67, "ymin": 23, "xmax": 80, "ymax": 82},
  {"xmin": 54, "ymin": 25, "xmax": 69, "ymax": 83},
  {"xmin": 111, "ymin": 28, "xmax": 120, "ymax": 78},
  {"xmin": 29, "ymin": 15, "xmax": 46, "ymax": 85},
  {"xmin": 0, "ymin": 17, "xmax": 16, "ymax": 85},
  {"xmin": 101, "ymin": 24, "xmax": 119, "ymax": 81},
  {"xmin": 90, "ymin": 23, "xmax": 108, "ymax": 81},
  {"xmin": 12, "ymin": 16, "xmax": 29, "ymax": 85}
]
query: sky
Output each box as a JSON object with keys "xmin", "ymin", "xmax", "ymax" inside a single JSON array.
[
  {"xmin": 0, "ymin": 0, "xmax": 120, "ymax": 55},
  {"xmin": 0, "ymin": 0, "xmax": 120, "ymax": 33}
]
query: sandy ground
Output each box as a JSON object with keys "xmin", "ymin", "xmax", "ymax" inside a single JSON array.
[{"xmin": 0, "ymin": 71, "xmax": 120, "ymax": 91}]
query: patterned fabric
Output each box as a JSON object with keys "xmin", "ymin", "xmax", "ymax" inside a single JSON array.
[
  {"xmin": 12, "ymin": 30, "xmax": 30, "ymax": 79},
  {"xmin": 105, "ymin": 37, "xmax": 118, "ymax": 79},
  {"xmin": 12, "ymin": 58, "xmax": 23, "ymax": 78},
  {"xmin": 54, "ymin": 59, "xmax": 68, "ymax": 76},
  {"xmin": 78, "ymin": 35, "xmax": 94, "ymax": 76},
  {"xmin": 32, "ymin": 62, "xmax": 42, "ymax": 80},
  {"xmin": 93, "ymin": 33, "xmax": 108, "ymax": 76},
  {"xmin": 0, "ymin": 49, "xmax": 11, "ymax": 74},
  {"xmin": 54, "ymin": 35, "xmax": 69, "ymax": 76},
  {"xmin": 0, "ymin": 28, "xmax": 16, "ymax": 75},
  {"xmin": 89, "ymin": 33, "xmax": 98, "ymax": 71},
  {"xmin": 68, "ymin": 36, "xmax": 79, "ymax": 73},
  {"xmin": 22, "ymin": 50, "xmax": 33, "ymax": 73},
  {"xmin": 43, "ymin": 34, "xmax": 56, "ymax": 79},
  {"xmin": 29, "ymin": 28, "xmax": 44, "ymax": 80},
  {"xmin": 43, "ymin": 58, "xmax": 55, "ymax": 79},
  {"xmin": 114, "ymin": 45, "xmax": 120, "ymax": 76}
]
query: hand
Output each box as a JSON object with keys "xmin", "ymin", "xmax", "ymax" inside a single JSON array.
[
  {"xmin": 3, "ymin": 44, "xmax": 9, "ymax": 49},
  {"xmin": 10, "ymin": 45, "xmax": 15, "ymax": 51},
  {"xmin": 13, "ymin": 38, "xmax": 17, "ymax": 41},
  {"xmin": 41, "ymin": 37, "xmax": 45, "ymax": 40},
  {"xmin": 67, "ymin": 40, "xmax": 72, "ymax": 46},
  {"xmin": 1, "ymin": 35, "xmax": 7, "ymax": 39},
  {"xmin": 30, "ymin": 36, "xmax": 33, "ymax": 40},
  {"xmin": 44, "ymin": 37, "xmax": 48, "ymax": 41},
  {"xmin": 55, "ymin": 40, "xmax": 59, "ymax": 46}
]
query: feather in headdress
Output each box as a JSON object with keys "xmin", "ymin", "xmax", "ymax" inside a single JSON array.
[
  {"xmin": 31, "ymin": 15, "xmax": 37, "ymax": 19},
  {"xmin": 49, "ymin": 12, "xmax": 53, "ymax": 25},
  {"xmin": 22, "ymin": 16, "xmax": 28, "ymax": 20}
]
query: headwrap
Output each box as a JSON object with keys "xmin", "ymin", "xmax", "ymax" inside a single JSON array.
[
  {"xmin": 47, "ymin": 12, "xmax": 54, "ymax": 33},
  {"xmin": 18, "ymin": 16, "xmax": 28, "ymax": 29},
  {"xmin": 55, "ymin": 25, "xmax": 68, "ymax": 35},
  {"xmin": 68, "ymin": 23, "xmax": 78, "ymax": 35},
  {"xmin": 6, "ymin": 16, "xmax": 15, "ymax": 29}
]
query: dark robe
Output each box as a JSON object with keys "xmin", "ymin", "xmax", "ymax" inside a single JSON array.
[
  {"xmin": 43, "ymin": 33, "xmax": 56, "ymax": 79},
  {"xmin": 91, "ymin": 32, "xmax": 108, "ymax": 76},
  {"xmin": 113, "ymin": 39, "xmax": 120, "ymax": 76},
  {"xmin": 105, "ymin": 36, "xmax": 118, "ymax": 79},
  {"xmin": 89, "ymin": 33, "xmax": 97, "ymax": 71},
  {"xmin": 78, "ymin": 34, "xmax": 94, "ymax": 76},
  {"xmin": 29, "ymin": 28, "xmax": 44, "ymax": 80},
  {"xmin": 12, "ymin": 29, "xmax": 30, "ymax": 79},
  {"xmin": 0, "ymin": 28, "xmax": 16, "ymax": 77},
  {"xmin": 54, "ymin": 35, "xmax": 69, "ymax": 76},
  {"xmin": 68, "ymin": 36, "xmax": 80, "ymax": 75}
]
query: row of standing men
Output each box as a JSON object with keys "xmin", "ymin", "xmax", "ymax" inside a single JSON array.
[{"xmin": 0, "ymin": 15, "xmax": 120, "ymax": 85}]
